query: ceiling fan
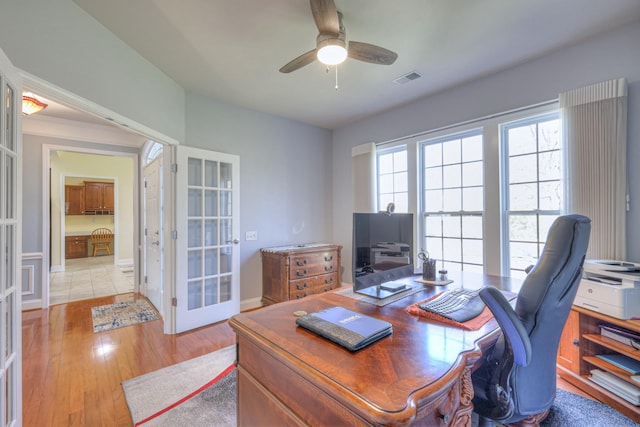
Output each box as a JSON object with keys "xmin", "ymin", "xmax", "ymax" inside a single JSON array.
[{"xmin": 279, "ymin": 0, "xmax": 398, "ymax": 73}]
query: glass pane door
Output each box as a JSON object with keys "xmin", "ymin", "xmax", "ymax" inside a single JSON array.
[
  {"xmin": 0, "ymin": 47, "xmax": 21, "ymax": 427},
  {"xmin": 176, "ymin": 146, "xmax": 240, "ymax": 333}
]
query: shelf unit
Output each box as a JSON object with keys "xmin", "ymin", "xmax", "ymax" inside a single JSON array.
[{"xmin": 557, "ymin": 306, "xmax": 640, "ymax": 423}]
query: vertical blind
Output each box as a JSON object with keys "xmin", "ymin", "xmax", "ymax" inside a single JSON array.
[
  {"xmin": 560, "ymin": 78, "xmax": 628, "ymax": 260},
  {"xmin": 352, "ymin": 142, "xmax": 377, "ymax": 213}
]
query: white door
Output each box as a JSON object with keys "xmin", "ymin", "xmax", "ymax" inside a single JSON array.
[
  {"xmin": 143, "ymin": 154, "xmax": 163, "ymax": 317},
  {"xmin": 175, "ymin": 146, "xmax": 240, "ymax": 333},
  {"xmin": 0, "ymin": 47, "xmax": 22, "ymax": 427}
]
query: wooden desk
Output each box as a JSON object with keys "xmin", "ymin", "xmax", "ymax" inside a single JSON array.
[{"xmin": 229, "ymin": 272, "xmax": 518, "ymax": 426}]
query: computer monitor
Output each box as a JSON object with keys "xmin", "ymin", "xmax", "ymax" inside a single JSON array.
[{"xmin": 352, "ymin": 212, "xmax": 414, "ymax": 298}]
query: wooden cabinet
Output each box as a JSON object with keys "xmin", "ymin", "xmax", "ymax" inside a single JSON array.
[
  {"xmin": 557, "ymin": 306, "xmax": 640, "ymax": 423},
  {"xmin": 261, "ymin": 244, "xmax": 342, "ymax": 305},
  {"xmin": 65, "ymin": 235, "xmax": 89, "ymax": 259},
  {"xmin": 64, "ymin": 185, "xmax": 85, "ymax": 215},
  {"xmin": 84, "ymin": 181, "xmax": 114, "ymax": 214}
]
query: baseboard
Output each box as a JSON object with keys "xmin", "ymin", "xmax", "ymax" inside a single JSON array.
[
  {"xmin": 22, "ymin": 299, "xmax": 44, "ymax": 311},
  {"xmin": 117, "ymin": 258, "xmax": 134, "ymax": 267},
  {"xmin": 241, "ymin": 297, "xmax": 263, "ymax": 312},
  {"xmin": 50, "ymin": 265, "xmax": 63, "ymax": 273}
]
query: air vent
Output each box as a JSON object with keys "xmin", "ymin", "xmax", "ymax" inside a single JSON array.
[{"xmin": 393, "ymin": 71, "xmax": 422, "ymax": 85}]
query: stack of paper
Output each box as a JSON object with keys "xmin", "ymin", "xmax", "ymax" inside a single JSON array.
[
  {"xmin": 596, "ymin": 354, "xmax": 640, "ymax": 374},
  {"xmin": 600, "ymin": 324, "xmax": 640, "ymax": 349},
  {"xmin": 589, "ymin": 369, "xmax": 640, "ymax": 405}
]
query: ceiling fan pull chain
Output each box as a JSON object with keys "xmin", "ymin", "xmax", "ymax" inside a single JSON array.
[{"xmin": 335, "ymin": 66, "xmax": 339, "ymax": 91}]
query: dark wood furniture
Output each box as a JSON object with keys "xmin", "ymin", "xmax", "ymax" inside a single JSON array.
[
  {"xmin": 65, "ymin": 235, "xmax": 89, "ymax": 259},
  {"xmin": 260, "ymin": 244, "xmax": 342, "ymax": 305},
  {"xmin": 230, "ymin": 271, "xmax": 519, "ymax": 426},
  {"xmin": 557, "ymin": 306, "xmax": 640, "ymax": 423},
  {"xmin": 64, "ymin": 185, "xmax": 85, "ymax": 215},
  {"xmin": 84, "ymin": 181, "xmax": 114, "ymax": 214}
]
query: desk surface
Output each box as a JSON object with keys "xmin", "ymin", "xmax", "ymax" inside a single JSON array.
[{"xmin": 230, "ymin": 271, "xmax": 520, "ymax": 426}]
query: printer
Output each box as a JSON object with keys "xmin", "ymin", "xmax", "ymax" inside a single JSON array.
[
  {"xmin": 370, "ymin": 242, "xmax": 411, "ymax": 265},
  {"xmin": 574, "ymin": 260, "xmax": 640, "ymax": 319}
]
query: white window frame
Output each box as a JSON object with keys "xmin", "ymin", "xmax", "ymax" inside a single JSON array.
[
  {"xmin": 374, "ymin": 102, "xmax": 559, "ymax": 277},
  {"xmin": 419, "ymin": 129, "xmax": 485, "ymax": 273},
  {"xmin": 376, "ymin": 145, "xmax": 409, "ymax": 212},
  {"xmin": 500, "ymin": 111, "xmax": 562, "ymax": 279}
]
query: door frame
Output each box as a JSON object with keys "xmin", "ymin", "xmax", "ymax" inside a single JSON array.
[{"xmin": 22, "ymin": 71, "xmax": 180, "ymax": 333}]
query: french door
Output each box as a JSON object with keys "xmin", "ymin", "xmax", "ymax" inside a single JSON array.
[
  {"xmin": 175, "ymin": 146, "xmax": 240, "ymax": 333},
  {"xmin": 143, "ymin": 153, "xmax": 164, "ymax": 318},
  {"xmin": 0, "ymin": 47, "xmax": 21, "ymax": 427}
]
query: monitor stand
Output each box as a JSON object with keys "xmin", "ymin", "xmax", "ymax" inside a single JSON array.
[{"xmin": 355, "ymin": 282, "xmax": 410, "ymax": 299}]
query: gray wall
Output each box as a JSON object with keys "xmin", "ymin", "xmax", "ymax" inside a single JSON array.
[
  {"xmin": 2, "ymin": 0, "xmax": 334, "ymax": 305},
  {"xmin": 0, "ymin": 0, "xmax": 185, "ymax": 143},
  {"xmin": 185, "ymin": 93, "xmax": 333, "ymax": 301},
  {"xmin": 332, "ymin": 21, "xmax": 640, "ymax": 280}
]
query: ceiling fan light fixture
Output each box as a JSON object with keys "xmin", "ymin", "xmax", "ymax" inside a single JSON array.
[
  {"xmin": 22, "ymin": 92, "xmax": 48, "ymax": 115},
  {"xmin": 316, "ymin": 37, "xmax": 347, "ymax": 66}
]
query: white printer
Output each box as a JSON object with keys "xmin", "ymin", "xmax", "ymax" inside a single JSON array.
[{"xmin": 574, "ymin": 260, "xmax": 640, "ymax": 319}]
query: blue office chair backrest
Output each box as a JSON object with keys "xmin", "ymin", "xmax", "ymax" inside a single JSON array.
[{"xmin": 473, "ymin": 214, "xmax": 591, "ymax": 424}]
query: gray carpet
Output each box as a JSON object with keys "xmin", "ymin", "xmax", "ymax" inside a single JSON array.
[
  {"xmin": 471, "ymin": 389, "xmax": 638, "ymax": 426},
  {"xmin": 124, "ymin": 345, "xmax": 637, "ymax": 426},
  {"xmin": 138, "ymin": 371, "xmax": 638, "ymax": 426}
]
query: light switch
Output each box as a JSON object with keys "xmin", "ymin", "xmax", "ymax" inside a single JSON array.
[{"xmin": 245, "ymin": 231, "xmax": 258, "ymax": 241}]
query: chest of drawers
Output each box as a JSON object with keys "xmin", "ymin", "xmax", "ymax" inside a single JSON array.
[{"xmin": 261, "ymin": 244, "xmax": 342, "ymax": 305}]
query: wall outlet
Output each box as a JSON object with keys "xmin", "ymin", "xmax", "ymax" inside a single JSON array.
[{"xmin": 245, "ymin": 231, "xmax": 258, "ymax": 241}]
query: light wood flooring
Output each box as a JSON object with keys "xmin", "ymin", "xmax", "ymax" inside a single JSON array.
[
  {"xmin": 22, "ymin": 293, "xmax": 235, "ymax": 427},
  {"xmin": 22, "ymin": 294, "xmax": 593, "ymax": 426}
]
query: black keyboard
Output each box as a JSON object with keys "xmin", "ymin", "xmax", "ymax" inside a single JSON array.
[{"xmin": 418, "ymin": 288, "xmax": 485, "ymax": 322}]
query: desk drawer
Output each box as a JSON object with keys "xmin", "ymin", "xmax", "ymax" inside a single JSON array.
[
  {"xmin": 289, "ymin": 273, "xmax": 339, "ymax": 300},
  {"xmin": 288, "ymin": 250, "xmax": 338, "ymax": 280}
]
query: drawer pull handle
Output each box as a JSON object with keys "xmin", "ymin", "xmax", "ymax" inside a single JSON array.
[
  {"xmin": 295, "ymin": 292, "xmax": 308, "ymax": 299},
  {"xmin": 296, "ymin": 269, "xmax": 308, "ymax": 277},
  {"xmin": 296, "ymin": 283, "xmax": 308, "ymax": 290},
  {"xmin": 324, "ymin": 265, "xmax": 333, "ymax": 272},
  {"xmin": 296, "ymin": 259, "xmax": 307, "ymax": 266},
  {"xmin": 325, "ymin": 278, "xmax": 333, "ymax": 284},
  {"xmin": 324, "ymin": 256, "xmax": 333, "ymax": 261}
]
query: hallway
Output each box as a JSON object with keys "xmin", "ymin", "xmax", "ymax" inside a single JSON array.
[{"xmin": 49, "ymin": 255, "xmax": 134, "ymax": 305}]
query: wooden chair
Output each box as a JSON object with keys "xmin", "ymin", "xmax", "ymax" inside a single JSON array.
[{"xmin": 91, "ymin": 228, "xmax": 113, "ymax": 256}]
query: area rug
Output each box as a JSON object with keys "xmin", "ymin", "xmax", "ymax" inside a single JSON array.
[
  {"xmin": 91, "ymin": 299, "xmax": 159, "ymax": 333},
  {"xmin": 123, "ymin": 343, "xmax": 637, "ymax": 426},
  {"xmin": 122, "ymin": 345, "xmax": 236, "ymax": 427}
]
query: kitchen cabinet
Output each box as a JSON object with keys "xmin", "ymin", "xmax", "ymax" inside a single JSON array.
[
  {"xmin": 84, "ymin": 181, "xmax": 114, "ymax": 214},
  {"xmin": 64, "ymin": 185, "xmax": 85, "ymax": 215}
]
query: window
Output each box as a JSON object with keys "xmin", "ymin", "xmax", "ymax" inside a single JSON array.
[
  {"xmin": 377, "ymin": 146, "xmax": 408, "ymax": 212},
  {"xmin": 373, "ymin": 103, "xmax": 561, "ymax": 281},
  {"xmin": 420, "ymin": 131, "xmax": 484, "ymax": 272},
  {"xmin": 501, "ymin": 112, "xmax": 562, "ymax": 278}
]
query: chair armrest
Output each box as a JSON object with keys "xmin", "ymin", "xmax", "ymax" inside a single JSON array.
[{"xmin": 480, "ymin": 286, "xmax": 531, "ymax": 367}]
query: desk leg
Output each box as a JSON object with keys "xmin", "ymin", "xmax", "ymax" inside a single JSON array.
[{"xmin": 450, "ymin": 367, "xmax": 474, "ymax": 427}]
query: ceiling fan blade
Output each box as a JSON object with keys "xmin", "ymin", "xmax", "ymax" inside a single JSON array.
[
  {"xmin": 348, "ymin": 41, "xmax": 398, "ymax": 66},
  {"xmin": 310, "ymin": 0, "xmax": 339, "ymax": 35},
  {"xmin": 279, "ymin": 49, "xmax": 318, "ymax": 73}
]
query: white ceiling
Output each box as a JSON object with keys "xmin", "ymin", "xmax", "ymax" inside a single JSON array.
[{"xmin": 40, "ymin": 1, "xmax": 640, "ymax": 130}]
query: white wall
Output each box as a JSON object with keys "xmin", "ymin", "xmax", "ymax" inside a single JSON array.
[{"xmin": 332, "ymin": 21, "xmax": 640, "ymax": 280}]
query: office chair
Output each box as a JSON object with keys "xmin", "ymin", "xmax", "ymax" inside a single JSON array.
[
  {"xmin": 472, "ymin": 214, "xmax": 591, "ymax": 427},
  {"xmin": 91, "ymin": 228, "xmax": 114, "ymax": 256}
]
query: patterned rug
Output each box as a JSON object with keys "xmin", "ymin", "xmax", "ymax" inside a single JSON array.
[{"xmin": 92, "ymin": 299, "xmax": 159, "ymax": 333}]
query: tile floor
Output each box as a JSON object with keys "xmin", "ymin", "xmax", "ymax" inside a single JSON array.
[{"xmin": 49, "ymin": 255, "xmax": 135, "ymax": 305}]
